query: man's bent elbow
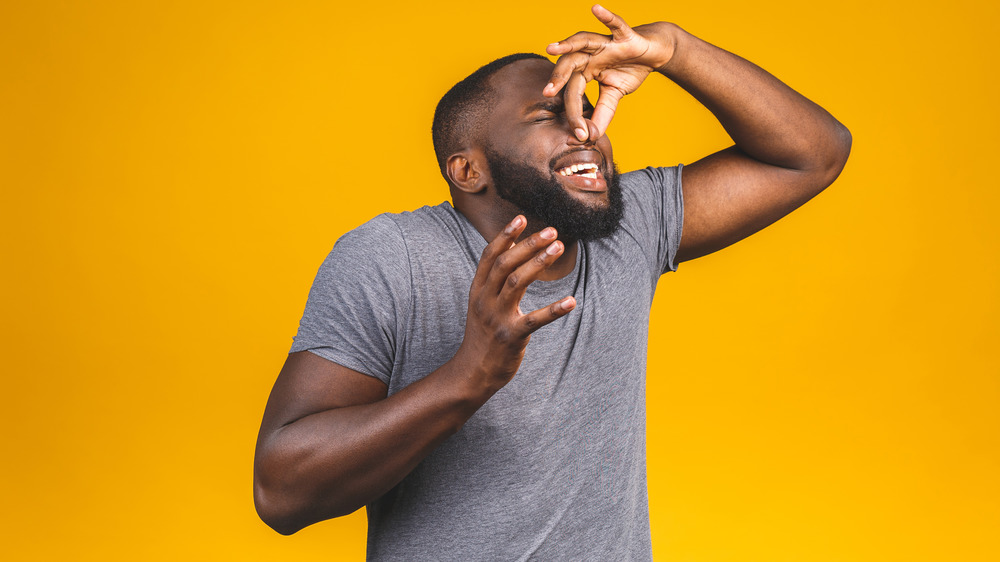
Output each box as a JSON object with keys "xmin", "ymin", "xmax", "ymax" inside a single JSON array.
[
  {"xmin": 801, "ymin": 121, "xmax": 851, "ymax": 193},
  {"xmin": 254, "ymin": 478, "xmax": 305, "ymax": 535},
  {"xmin": 823, "ymin": 121, "xmax": 852, "ymax": 185},
  {"xmin": 253, "ymin": 464, "xmax": 364, "ymax": 535}
]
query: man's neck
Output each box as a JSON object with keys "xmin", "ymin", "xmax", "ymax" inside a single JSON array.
[{"xmin": 455, "ymin": 203, "xmax": 579, "ymax": 281}]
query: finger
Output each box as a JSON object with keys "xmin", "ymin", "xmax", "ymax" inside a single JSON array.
[
  {"xmin": 483, "ymin": 227, "xmax": 558, "ymax": 294},
  {"xmin": 584, "ymin": 117, "xmax": 601, "ymax": 142},
  {"xmin": 563, "ymin": 73, "xmax": 589, "ymax": 141},
  {"xmin": 546, "ymin": 31, "xmax": 612, "ymax": 57},
  {"xmin": 591, "ymin": 4, "xmax": 636, "ymax": 42},
  {"xmin": 518, "ymin": 296, "xmax": 577, "ymax": 336},
  {"xmin": 498, "ymin": 240, "xmax": 565, "ymax": 309},
  {"xmin": 474, "ymin": 216, "xmax": 526, "ymax": 287},
  {"xmin": 590, "ymin": 84, "xmax": 626, "ymax": 139},
  {"xmin": 544, "ymin": 51, "xmax": 592, "ymax": 97}
]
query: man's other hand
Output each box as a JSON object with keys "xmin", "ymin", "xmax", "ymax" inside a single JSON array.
[{"xmin": 454, "ymin": 216, "xmax": 577, "ymax": 393}]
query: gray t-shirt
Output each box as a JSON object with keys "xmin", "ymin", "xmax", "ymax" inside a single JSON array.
[{"xmin": 291, "ymin": 166, "xmax": 683, "ymax": 561}]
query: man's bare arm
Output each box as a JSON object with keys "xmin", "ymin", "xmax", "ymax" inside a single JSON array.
[
  {"xmin": 254, "ymin": 217, "xmax": 576, "ymax": 534},
  {"xmin": 546, "ymin": 5, "xmax": 851, "ymax": 262}
]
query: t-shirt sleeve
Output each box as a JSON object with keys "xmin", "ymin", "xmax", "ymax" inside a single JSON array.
[
  {"xmin": 619, "ymin": 165, "xmax": 685, "ymax": 275},
  {"xmin": 289, "ymin": 214, "xmax": 411, "ymax": 385}
]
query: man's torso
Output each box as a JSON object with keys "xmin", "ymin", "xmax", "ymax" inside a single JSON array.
[{"xmin": 291, "ymin": 166, "xmax": 683, "ymax": 560}]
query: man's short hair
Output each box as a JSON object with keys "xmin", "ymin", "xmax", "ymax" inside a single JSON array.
[{"xmin": 432, "ymin": 53, "xmax": 548, "ymax": 184}]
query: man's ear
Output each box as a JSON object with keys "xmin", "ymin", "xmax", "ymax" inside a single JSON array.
[{"xmin": 446, "ymin": 150, "xmax": 490, "ymax": 194}]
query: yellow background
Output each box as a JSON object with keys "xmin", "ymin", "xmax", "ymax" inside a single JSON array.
[{"xmin": 2, "ymin": 0, "xmax": 997, "ymax": 560}]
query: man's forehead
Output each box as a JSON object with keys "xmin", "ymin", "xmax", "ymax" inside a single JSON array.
[{"xmin": 490, "ymin": 59, "xmax": 556, "ymax": 107}]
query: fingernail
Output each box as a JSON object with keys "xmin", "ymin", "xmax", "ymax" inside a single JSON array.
[
  {"xmin": 546, "ymin": 241, "xmax": 562, "ymax": 255},
  {"xmin": 560, "ymin": 297, "xmax": 575, "ymax": 310},
  {"xmin": 575, "ymin": 128, "xmax": 587, "ymax": 141},
  {"xmin": 540, "ymin": 227, "xmax": 556, "ymax": 240},
  {"xmin": 505, "ymin": 216, "xmax": 523, "ymax": 234},
  {"xmin": 544, "ymin": 83, "xmax": 555, "ymax": 93}
]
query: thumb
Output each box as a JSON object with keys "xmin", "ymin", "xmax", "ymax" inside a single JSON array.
[{"xmin": 591, "ymin": 85, "xmax": 625, "ymax": 138}]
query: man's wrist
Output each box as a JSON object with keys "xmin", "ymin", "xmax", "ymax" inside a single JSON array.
[
  {"xmin": 641, "ymin": 21, "xmax": 685, "ymax": 75},
  {"xmin": 446, "ymin": 343, "xmax": 506, "ymax": 404}
]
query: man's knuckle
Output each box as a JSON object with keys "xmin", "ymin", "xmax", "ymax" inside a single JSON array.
[
  {"xmin": 484, "ymin": 239, "xmax": 503, "ymax": 256},
  {"xmin": 523, "ymin": 315, "xmax": 540, "ymax": 331},
  {"xmin": 471, "ymin": 300, "xmax": 486, "ymax": 317},
  {"xmin": 506, "ymin": 273, "xmax": 521, "ymax": 289},
  {"xmin": 495, "ymin": 325, "xmax": 514, "ymax": 343}
]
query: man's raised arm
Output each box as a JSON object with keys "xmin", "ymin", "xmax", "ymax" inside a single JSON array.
[{"xmin": 545, "ymin": 5, "xmax": 851, "ymax": 262}]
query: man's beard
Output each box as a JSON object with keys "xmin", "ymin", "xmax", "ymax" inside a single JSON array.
[{"xmin": 484, "ymin": 148, "xmax": 624, "ymax": 242}]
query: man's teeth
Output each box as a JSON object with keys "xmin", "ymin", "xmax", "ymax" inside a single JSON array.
[{"xmin": 557, "ymin": 163, "xmax": 600, "ymax": 178}]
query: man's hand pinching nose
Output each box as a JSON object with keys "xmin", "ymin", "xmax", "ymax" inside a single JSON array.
[{"xmin": 543, "ymin": 4, "xmax": 674, "ymax": 141}]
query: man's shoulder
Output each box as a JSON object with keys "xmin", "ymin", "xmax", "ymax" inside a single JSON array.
[
  {"xmin": 328, "ymin": 201, "xmax": 478, "ymax": 277},
  {"xmin": 346, "ymin": 201, "xmax": 455, "ymax": 235},
  {"xmin": 335, "ymin": 201, "xmax": 456, "ymax": 247},
  {"xmin": 592, "ymin": 165, "xmax": 684, "ymax": 275},
  {"xmin": 619, "ymin": 165, "xmax": 682, "ymax": 189}
]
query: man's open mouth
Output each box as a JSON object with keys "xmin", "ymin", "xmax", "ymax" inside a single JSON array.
[{"xmin": 556, "ymin": 163, "xmax": 600, "ymax": 179}]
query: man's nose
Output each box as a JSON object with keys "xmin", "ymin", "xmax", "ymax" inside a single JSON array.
[{"xmin": 566, "ymin": 118, "xmax": 601, "ymax": 145}]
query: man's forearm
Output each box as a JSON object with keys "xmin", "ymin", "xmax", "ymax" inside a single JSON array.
[
  {"xmin": 658, "ymin": 23, "xmax": 851, "ymax": 175},
  {"xmin": 254, "ymin": 356, "xmax": 492, "ymax": 535}
]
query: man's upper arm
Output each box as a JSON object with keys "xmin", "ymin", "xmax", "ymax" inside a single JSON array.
[
  {"xmin": 675, "ymin": 144, "xmax": 848, "ymax": 263},
  {"xmin": 258, "ymin": 351, "xmax": 388, "ymax": 439},
  {"xmin": 290, "ymin": 214, "xmax": 412, "ymax": 385},
  {"xmin": 253, "ymin": 351, "xmax": 388, "ymax": 532}
]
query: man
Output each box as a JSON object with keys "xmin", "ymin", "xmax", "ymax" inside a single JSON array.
[{"xmin": 254, "ymin": 5, "xmax": 850, "ymax": 560}]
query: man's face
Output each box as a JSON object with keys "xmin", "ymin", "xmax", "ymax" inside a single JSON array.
[{"xmin": 482, "ymin": 59, "xmax": 623, "ymax": 241}]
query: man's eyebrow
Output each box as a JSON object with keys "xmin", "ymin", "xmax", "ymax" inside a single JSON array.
[
  {"xmin": 524, "ymin": 100, "xmax": 565, "ymax": 114},
  {"xmin": 523, "ymin": 99, "xmax": 595, "ymax": 115}
]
